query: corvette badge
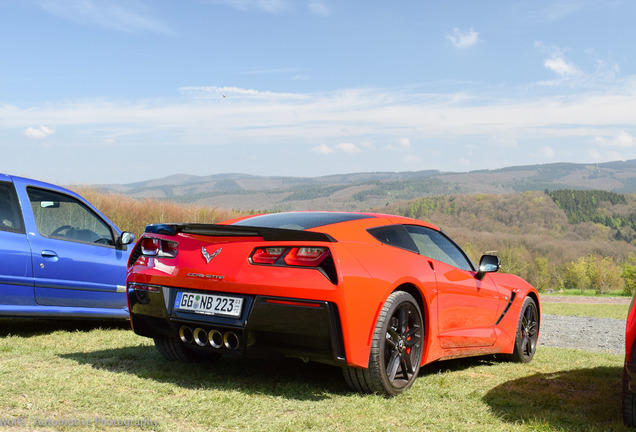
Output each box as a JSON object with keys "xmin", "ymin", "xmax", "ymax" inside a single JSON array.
[{"xmin": 202, "ymin": 247, "xmax": 222, "ymax": 264}]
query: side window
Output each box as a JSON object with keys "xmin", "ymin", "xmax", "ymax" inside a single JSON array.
[
  {"xmin": 27, "ymin": 187, "xmax": 114, "ymax": 246},
  {"xmin": 0, "ymin": 182, "xmax": 25, "ymax": 234},
  {"xmin": 367, "ymin": 225, "xmax": 419, "ymax": 253},
  {"xmin": 404, "ymin": 225, "xmax": 474, "ymax": 272}
]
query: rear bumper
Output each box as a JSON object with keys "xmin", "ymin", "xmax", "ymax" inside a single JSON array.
[{"xmin": 128, "ymin": 284, "xmax": 346, "ymax": 366}]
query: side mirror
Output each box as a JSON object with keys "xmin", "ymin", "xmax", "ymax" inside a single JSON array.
[
  {"xmin": 117, "ymin": 231, "xmax": 135, "ymax": 248},
  {"xmin": 476, "ymin": 255, "xmax": 500, "ymax": 280}
]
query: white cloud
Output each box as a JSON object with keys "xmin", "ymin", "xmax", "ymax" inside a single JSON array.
[
  {"xmin": 24, "ymin": 125, "xmax": 55, "ymax": 139},
  {"xmin": 336, "ymin": 142, "xmax": 360, "ymax": 153},
  {"xmin": 308, "ymin": 1, "xmax": 330, "ymax": 16},
  {"xmin": 385, "ymin": 137, "xmax": 411, "ymax": 151},
  {"xmin": 544, "ymin": 56, "xmax": 581, "ymax": 77},
  {"xmin": 446, "ymin": 27, "xmax": 480, "ymax": 49},
  {"xmin": 402, "ymin": 154, "xmax": 422, "ymax": 165},
  {"xmin": 36, "ymin": 0, "xmax": 174, "ymax": 35},
  {"xmin": 210, "ymin": 0, "xmax": 289, "ymax": 13},
  {"xmin": 535, "ymin": 42, "xmax": 581, "ymax": 78},
  {"xmin": 313, "ymin": 142, "xmax": 361, "ymax": 154},
  {"xmin": 595, "ymin": 130, "xmax": 635, "ymax": 148},
  {"xmin": 543, "ymin": 146, "xmax": 556, "ymax": 158},
  {"xmin": 3, "ymin": 79, "xmax": 636, "ymax": 166},
  {"xmin": 312, "ymin": 144, "xmax": 334, "ymax": 154}
]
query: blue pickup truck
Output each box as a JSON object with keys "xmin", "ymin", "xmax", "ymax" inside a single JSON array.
[{"xmin": 0, "ymin": 174, "xmax": 134, "ymax": 319}]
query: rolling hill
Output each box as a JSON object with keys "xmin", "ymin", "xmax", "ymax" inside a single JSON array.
[{"xmin": 95, "ymin": 159, "xmax": 636, "ymax": 212}]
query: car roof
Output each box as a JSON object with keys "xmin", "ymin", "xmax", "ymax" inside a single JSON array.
[{"xmin": 228, "ymin": 211, "xmax": 440, "ymax": 232}]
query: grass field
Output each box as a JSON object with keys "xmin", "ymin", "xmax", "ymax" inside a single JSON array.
[{"xmin": 0, "ymin": 308, "xmax": 629, "ymax": 432}]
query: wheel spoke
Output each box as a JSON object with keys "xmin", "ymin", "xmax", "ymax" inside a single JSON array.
[
  {"xmin": 387, "ymin": 351, "xmax": 400, "ymax": 381},
  {"xmin": 386, "ymin": 329, "xmax": 399, "ymax": 348},
  {"xmin": 398, "ymin": 305, "xmax": 409, "ymax": 334},
  {"xmin": 402, "ymin": 351, "xmax": 414, "ymax": 375},
  {"xmin": 527, "ymin": 322, "xmax": 538, "ymax": 337}
]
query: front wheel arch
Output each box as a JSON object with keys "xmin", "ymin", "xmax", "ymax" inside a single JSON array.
[{"xmin": 505, "ymin": 296, "xmax": 540, "ymax": 363}]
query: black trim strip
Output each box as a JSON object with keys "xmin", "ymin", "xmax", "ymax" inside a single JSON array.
[
  {"xmin": 495, "ymin": 291, "xmax": 517, "ymax": 325},
  {"xmin": 145, "ymin": 223, "xmax": 336, "ymax": 242}
]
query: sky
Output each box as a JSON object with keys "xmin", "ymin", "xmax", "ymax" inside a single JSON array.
[{"xmin": 2, "ymin": 0, "xmax": 636, "ymax": 185}]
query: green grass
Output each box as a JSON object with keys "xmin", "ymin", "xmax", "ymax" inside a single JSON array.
[
  {"xmin": 0, "ymin": 319, "xmax": 630, "ymax": 431},
  {"xmin": 547, "ymin": 289, "xmax": 631, "ymax": 298},
  {"xmin": 541, "ymin": 302, "xmax": 630, "ymax": 320}
]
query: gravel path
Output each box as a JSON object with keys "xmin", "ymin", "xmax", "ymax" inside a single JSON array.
[
  {"xmin": 538, "ymin": 296, "xmax": 629, "ymax": 355},
  {"xmin": 539, "ymin": 314, "xmax": 625, "ymax": 355}
]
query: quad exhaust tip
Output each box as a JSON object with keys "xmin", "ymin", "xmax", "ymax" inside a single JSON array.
[{"xmin": 179, "ymin": 326, "xmax": 240, "ymax": 351}]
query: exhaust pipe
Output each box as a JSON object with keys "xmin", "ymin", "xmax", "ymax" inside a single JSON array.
[
  {"xmin": 223, "ymin": 331, "xmax": 240, "ymax": 351},
  {"xmin": 193, "ymin": 328, "xmax": 208, "ymax": 346},
  {"xmin": 179, "ymin": 326, "xmax": 193, "ymax": 344},
  {"xmin": 209, "ymin": 330, "xmax": 223, "ymax": 349}
]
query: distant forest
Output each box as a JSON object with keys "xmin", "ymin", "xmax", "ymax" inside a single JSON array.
[
  {"xmin": 382, "ymin": 189, "xmax": 636, "ymax": 295},
  {"xmin": 549, "ymin": 189, "xmax": 636, "ymax": 242}
]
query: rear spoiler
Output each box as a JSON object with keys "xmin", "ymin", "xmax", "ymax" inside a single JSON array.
[{"xmin": 144, "ymin": 223, "xmax": 336, "ymax": 243}]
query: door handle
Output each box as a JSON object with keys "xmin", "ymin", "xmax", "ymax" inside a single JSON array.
[{"xmin": 41, "ymin": 250, "xmax": 58, "ymax": 258}]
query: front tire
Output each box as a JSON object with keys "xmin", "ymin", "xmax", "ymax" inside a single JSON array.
[
  {"xmin": 507, "ymin": 297, "xmax": 539, "ymax": 363},
  {"xmin": 343, "ymin": 291, "xmax": 424, "ymax": 396}
]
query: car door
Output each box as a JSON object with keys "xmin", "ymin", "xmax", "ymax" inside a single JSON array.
[
  {"xmin": 404, "ymin": 225, "xmax": 502, "ymax": 348},
  {"xmin": 0, "ymin": 179, "xmax": 34, "ymax": 306},
  {"xmin": 26, "ymin": 187, "xmax": 129, "ymax": 309}
]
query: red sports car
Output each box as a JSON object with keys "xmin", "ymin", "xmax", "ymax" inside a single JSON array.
[
  {"xmin": 623, "ymin": 294, "xmax": 636, "ymax": 426},
  {"xmin": 126, "ymin": 211, "xmax": 540, "ymax": 396}
]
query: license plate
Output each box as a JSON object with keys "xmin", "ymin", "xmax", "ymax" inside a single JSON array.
[{"xmin": 174, "ymin": 292, "xmax": 243, "ymax": 318}]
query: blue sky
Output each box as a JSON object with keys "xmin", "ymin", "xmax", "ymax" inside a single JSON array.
[{"xmin": 2, "ymin": 0, "xmax": 636, "ymax": 185}]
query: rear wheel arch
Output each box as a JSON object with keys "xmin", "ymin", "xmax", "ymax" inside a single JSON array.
[
  {"xmin": 343, "ymin": 286, "xmax": 427, "ymax": 396},
  {"xmin": 393, "ymin": 283, "xmax": 429, "ymax": 332}
]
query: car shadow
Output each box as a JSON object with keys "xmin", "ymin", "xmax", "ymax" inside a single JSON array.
[
  {"xmin": 419, "ymin": 354, "xmax": 499, "ymax": 376},
  {"xmin": 483, "ymin": 366, "xmax": 629, "ymax": 431},
  {"xmin": 0, "ymin": 317, "xmax": 129, "ymax": 337},
  {"xmin": 60, "ymin": 344, "xmax": 349, "ymax": 401},
  {"xmin": 60, "ymin": 344, "xmax": 506, "ymax": 401}
]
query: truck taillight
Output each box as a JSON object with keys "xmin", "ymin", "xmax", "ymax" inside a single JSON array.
[{"xmin": 140, "ymin": 237, "xmax": 178, "ymax": 258}]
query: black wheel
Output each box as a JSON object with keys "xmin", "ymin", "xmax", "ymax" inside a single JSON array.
[
  {"xmin": 343, "ymin": 291, "xmax": 424, "ymax": 396},
  {"xmin": 623, "ymin": 366, "xmax": 636, "ymax": 427},
  {"xmin": 154, "ymin": 338, "xmax": 221, "ymax": 363},
  {"xmin": 507, "ymin": 297, "xmax": 539, "ymax": 363}
]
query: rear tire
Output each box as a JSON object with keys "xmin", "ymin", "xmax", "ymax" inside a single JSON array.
[
  {"xmin": 154, "ymin": 338, "xmax": 221, "ymax": 363},
  {"xmin": 343, "ymin": 291, "xmax": 424, "ymax": 396},
  {"xmin": 506, "ymin": 297, "xmax": 539, "ymax": 363}
]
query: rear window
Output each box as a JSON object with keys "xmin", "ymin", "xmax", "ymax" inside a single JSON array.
[{"xmin": 232, "ymin": 212, "xmax": 374, "ymax": 230}]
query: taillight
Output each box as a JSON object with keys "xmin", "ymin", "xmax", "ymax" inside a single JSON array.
[
  {"xmin": 284, "ymin": 247, "xmax": 329, "ymax": 266},
  {"xmin": 250, "ymin": 246, "xmax": 337, "ymax": 284},
  {"xmin": 251, "ymin": 247, "xmax": 287, "ymax": 264},
  {"xmin": 140, "ymin": 237, "xmax": 178, "ymax": 258},
  {"xmin": 251, "ymin": 246, "xmax": 329, "ymax": 267},
  {"xmin": 129, "ymin": 282, "xmax": 160, "ymax": 292}
]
